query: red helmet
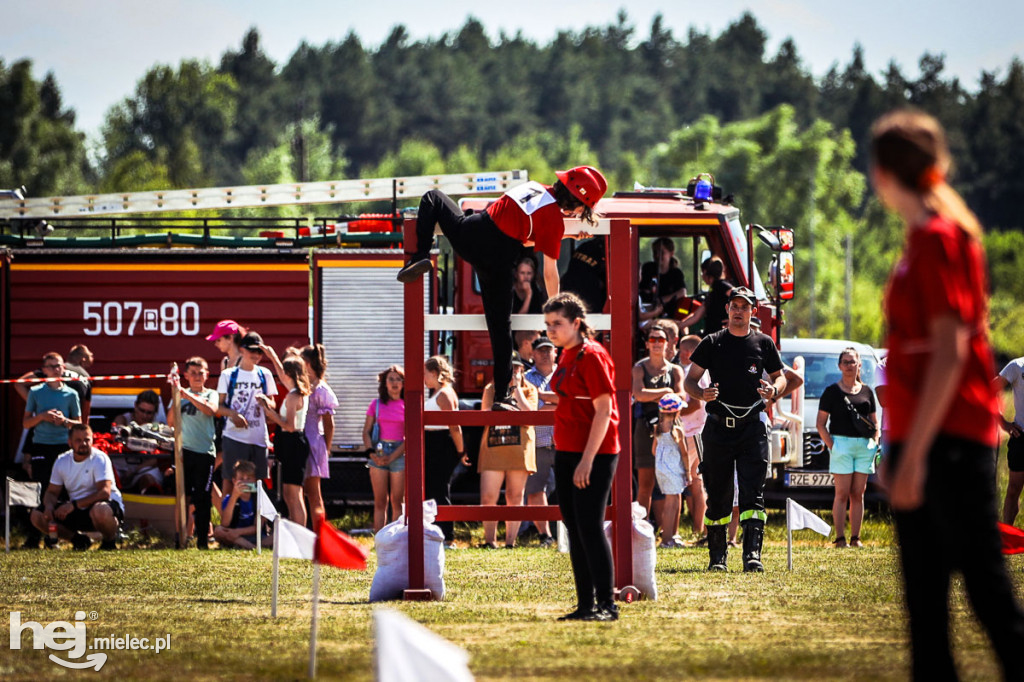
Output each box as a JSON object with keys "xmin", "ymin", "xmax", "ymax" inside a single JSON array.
[{"xmin": 555, "ymin": 166, "xmax": 608, "ymax": 209}]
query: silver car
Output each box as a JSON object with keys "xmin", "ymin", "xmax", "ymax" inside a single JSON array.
[{"xmin": 765, "ymin": 338, "xmax": 883, "ymax": 508}]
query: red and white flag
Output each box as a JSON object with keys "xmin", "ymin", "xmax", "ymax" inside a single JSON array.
[
  {"xmin": 998, "ymin": 522, "xmax": 1024, "ymax": 555},
  {"xmin": 315, "ymin": 517, "xmax": 369, "ymax": 570}
]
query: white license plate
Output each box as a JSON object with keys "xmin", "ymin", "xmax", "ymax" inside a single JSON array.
[{"xmin": 785, "ymin": 472, "xmax": 834, "ymax": 487}]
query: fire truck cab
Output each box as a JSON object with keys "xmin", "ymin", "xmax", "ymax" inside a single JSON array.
[
  {"xmin": 446, "ymin": 183, "xmax": 801, "ymax": 505},
  {"xmin": 450, "ymin": 186, "xmax": 789, "ymax": 393}
]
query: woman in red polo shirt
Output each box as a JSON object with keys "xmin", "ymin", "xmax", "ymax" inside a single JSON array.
[
  {"xmin": 398, "ymin": 167, "xmax": 607, "ymax": 410},
  {"xmin": 542, "ymin": 292, "xmax": 620, "ymax": 622},
  {"xmin": 872, "ymin": 109, "xmax": 1024, "ymax": 679}
]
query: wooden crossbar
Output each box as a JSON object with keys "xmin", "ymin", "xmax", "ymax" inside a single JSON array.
[
  {"xmin": 423, "ymin": 313, "xmax": 611, "ymax": 332},
  {"xmin": 433, "ymin": 505, "xmax": 618, "ymax": 522},
  {"xmin": 423, "ymin": 411, "xmax": 555, "ymax": 427}
]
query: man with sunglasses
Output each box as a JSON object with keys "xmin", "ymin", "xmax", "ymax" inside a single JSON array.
[
  {"xmin": 684, "ymin": 287, "xmax": 786, "ymax": 572},
  {"xmin": 20, "ymin": 352, "xmax": 82, "ymax": 548},
  {"xmin": 113, "ymin": 390, "xmax": 166, "ymax": 493}
]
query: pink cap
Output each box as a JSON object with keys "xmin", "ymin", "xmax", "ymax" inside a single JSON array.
[{"xmin": 205, "ymin": 319, "xmax": 242, "ymax": 342}]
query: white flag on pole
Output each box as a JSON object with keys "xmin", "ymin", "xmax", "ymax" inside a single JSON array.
[
  {"xmin": 6, "ymin": 478, "xmax": 41, "ymax": 507},
  {"xmin": 786, "ymin": 497, "xmax": 831, "ymax": 536},
  {"xmin": 257, "ymin": 482, "xmax": 279, "ymax": 523},
  {"xmin": 375, "ymin": 609, "xmax": 474, "ymax": 682},
  {"xmin": 275, "ymin": 517, "xmax": 316, "ymax": 561},
  {"xmin": 7, "ymin": 478, "xmax": 42, "ymax": 553}
]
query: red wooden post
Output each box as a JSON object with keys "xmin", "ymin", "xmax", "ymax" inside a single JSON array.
[
  {"xmin": 402, "ymin": 217, "xmax": 427, "ymax": 597},
  {"xmin": 609, "ymin": 218, "xmax": 636, "ymax": 589}
]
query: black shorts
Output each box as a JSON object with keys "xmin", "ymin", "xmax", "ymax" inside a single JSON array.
[
  {"xmin": 43, "ymin": 500, "xmax": 124, "ymax": 533},
  {"xmin": 275, "ymin": 431, "xmax": 310, "ymax": 486},
  {"xmin": 1008, "ymin": 435, "xmax": 1024, "ymax": 472}
]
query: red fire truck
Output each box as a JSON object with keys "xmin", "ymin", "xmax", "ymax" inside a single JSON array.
[{"xmin": 0, "ymin": 172, "xmax": 801, "ymax": 505}]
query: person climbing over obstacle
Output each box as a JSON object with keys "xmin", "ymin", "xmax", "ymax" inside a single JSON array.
[{"xmin": 398, "ymin": 167, "xmax": 608, "ymax": 411}]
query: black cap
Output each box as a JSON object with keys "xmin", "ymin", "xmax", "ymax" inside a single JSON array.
[
  {"xmin": 728, "ymin": 287, "xmax": 757, "ymax": 305},
  {"xmin": 511, "ymin": 351, "xmax": 525, "ymax": 367},
  {"xmin": 532, "ymin": 336, "xmax": 555, "ymax": 350},
  {"xmin": 239, "ymin": 331, "xmax": 264, "ymax": 351}
]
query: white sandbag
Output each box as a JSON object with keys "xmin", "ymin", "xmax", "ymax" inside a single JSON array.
[
  {"xmin": 603, "ymin": 501, "xmax": 658, "ymax": 600},
  {"xmin": 370, "ymin": 499, "xmax": 446, "ymax": 602}
]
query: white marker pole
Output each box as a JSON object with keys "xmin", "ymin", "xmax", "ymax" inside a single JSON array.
[
  {"xmin": 272, "ymin": 517, "xmax": 280, "ymax": 617},
  {"xmin": 256, "ymin": 481, "xmax": 263, "ymax": 555},
  {"xmin": 309, "ymin": 563, "xmax": 321, "ymax": 679},
  {"xmin": 5, "ymin": 485, "xmax": 10, "ymax": 553},
  {"xmin": 786, "ymin": 498, "xmax": 794, "ymax": 571}
]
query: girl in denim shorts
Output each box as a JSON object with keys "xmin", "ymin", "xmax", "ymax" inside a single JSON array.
[{"xmin": 363, "ymin": 365, "xmax": 406, "ymax": 533}]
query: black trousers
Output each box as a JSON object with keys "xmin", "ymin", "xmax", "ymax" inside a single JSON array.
[
  {"xmin": 425, "ymin": 430, "xmax": 460, "ymax": 542},
  {"xmin": 700, "ymin": 418, "xmax": 768, "ymax": 524},
  {"xmin": 891, "ymin": 436, "xmax": 1024, "ymax": 681},
  {"xmin": 25, "ymin": 442, "xmax": 69, "ymax": 541},
  {"xmin": 414, "ymin": 190, "xmax": 522, "ymax": 399},
  {"xmin": 30, "ymin": 442, "xmax": 71, "ymax": 488},
  {"xmin": 555, "ymin": 452, "xmax": 618, "ymax": 607},
  {"xmin": 183, "ymin": 449, "xmax": 215, "ymax": 548}
]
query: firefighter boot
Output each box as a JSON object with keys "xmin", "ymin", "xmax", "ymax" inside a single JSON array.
[
  {"xmin": 707, "ymin": 525, "xmax": 728, "ymax": 572},
  {"xmin": 742, "ymin": 519, "xmax": 765, "ymax": 573}
]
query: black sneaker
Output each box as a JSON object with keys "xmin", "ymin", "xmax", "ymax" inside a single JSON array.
[
  {"xmin": 72, "ymin": 534, "xmax": 92, "ymax": 551},
  {"xmin": 581, "ymin": 602, "xmax": 619, "ymax": 622},
  {"xmin": 43, "ymin": 537, "xmax": 59, "ymax": 549},
  {"xmin": 557, "ymin": 605, "xmax": 596, "ymax": 621},
  {"xmin": 99, "ymin": 539, "xmax": 117, "ymax": 551},
  {"xmin": 743, "ymin": 559, "xmax": 764, "ymax": 573},
  {"xmin": 538, "ymin": 534, "xmax": 556, "ymax": 548},
  {"xmin": 396, "ymin": 257, "xmax": 431, "ymax": 283},
  {"xmin": 22, "ymin": 536, "xmax": 41, "ymax": 550}
]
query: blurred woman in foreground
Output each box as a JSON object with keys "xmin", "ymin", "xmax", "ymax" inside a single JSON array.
[{"xmin": 873, "ymin": 109, "xmax": 1024, "ymax": 679}]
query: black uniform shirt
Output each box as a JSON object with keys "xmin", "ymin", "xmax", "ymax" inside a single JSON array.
[
  {"xmin": 561, "ymin": 237, "xmax": 607, "ymax": 315},
  {"xmin": 690, "ymin": 328, "xmax": 783, "ymax": 414}
]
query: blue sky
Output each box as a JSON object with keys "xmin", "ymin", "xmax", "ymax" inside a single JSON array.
[{"xmin": 3, "ymin": 0, "xmax": 1023, "ymax": 139}]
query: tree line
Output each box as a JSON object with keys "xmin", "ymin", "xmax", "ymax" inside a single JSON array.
[{"xmin": 1, "ymin": 11, "xmax": 1022, "ymax": 354}]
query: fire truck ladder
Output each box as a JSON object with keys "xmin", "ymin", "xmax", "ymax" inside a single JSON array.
[
  {"xmin": 402, "ymin": 215, "xmax": 642, "ymax": 601},
  {"xmin": 0, "ymin": 170, "xmax": 528, "ymax": 219}
]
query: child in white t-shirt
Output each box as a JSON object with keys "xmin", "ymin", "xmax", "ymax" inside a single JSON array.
[
  {"xmin": 216, "ymin": 331, "xmax": 278, "ymax": 497},
  {"xmin": 653, "ymin": 393, "xmax": 688, "ymax": 548}
]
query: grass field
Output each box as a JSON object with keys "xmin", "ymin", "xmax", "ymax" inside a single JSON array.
[{"xmin": 2, "ymin": 511, "xmax": 1022, "ymax": 681}]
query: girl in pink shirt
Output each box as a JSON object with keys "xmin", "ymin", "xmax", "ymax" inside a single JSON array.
[{"xmin": 362, "ymin": 365, "xmax": 405, "ymax": 532}]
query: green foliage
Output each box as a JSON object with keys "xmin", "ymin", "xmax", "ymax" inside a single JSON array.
[
  {"xmin": 101, "ymin": 59, "xmax": 238, "ymax": 188},
  {"xmin": 645, "ymin": 106, "xmax": 882, "ymax": 342},
  {"xmin": 241, "ymin": 117, "xmax": 345, "ymax": 185},
  {"xmin": 366, "ymin": 139, "xmax": 447, "ymax": 179},
  {"xmin": 986, "ymin": 230, "xmax": 1024, "ymax": 357},
  {"xmin": 5, "ymin": 13, "xmax": 1024, "ymax": 358},
  {"xmin": 0, "ymin": 59, "xmax": 89, "ymax": 195},
  {"xmin": 99, "ymin": 150, "xmax": 171, "ymax": 193}
]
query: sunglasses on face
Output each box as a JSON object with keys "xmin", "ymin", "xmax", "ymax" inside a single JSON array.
[{"xmin": 647, "ymin": 337, "xmax": 667, "ymax": 344}]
